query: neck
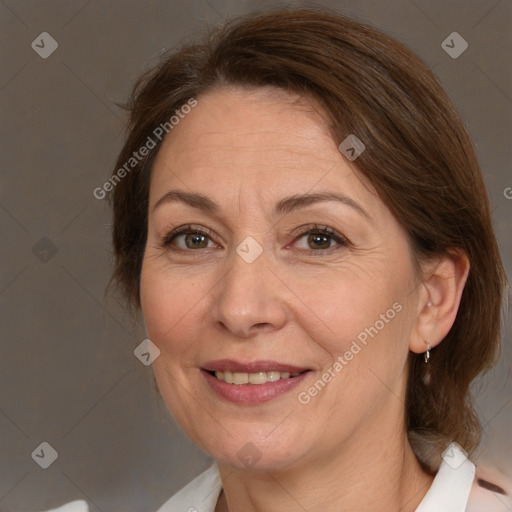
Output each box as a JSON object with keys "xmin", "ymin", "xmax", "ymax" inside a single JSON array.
[{"xmin": 216, "ymin": 428, "xmax": 433, "ymax": 512}]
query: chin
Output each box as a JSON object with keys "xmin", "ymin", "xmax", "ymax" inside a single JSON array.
[{"xmin": 199, "ymin": 429, "xmax": 312, "ymax": 473}]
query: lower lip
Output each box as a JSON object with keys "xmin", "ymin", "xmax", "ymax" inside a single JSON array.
[{"xmin": 201, "ymin": 369, "xmax": 311, "ymax": 405}]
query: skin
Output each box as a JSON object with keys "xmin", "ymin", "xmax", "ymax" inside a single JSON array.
[{"xmin": 140, "ymin": 86, "xmax": 469, "ymax": 512}]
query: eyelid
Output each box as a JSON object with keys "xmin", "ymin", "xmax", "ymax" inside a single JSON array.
[
  {"xmin": 289, "ymin": 224, "xmax": 351, "ymax": 246},
  {"xmin": 161, "ymin": 224, "xmax": 220, "ymax": 248}
]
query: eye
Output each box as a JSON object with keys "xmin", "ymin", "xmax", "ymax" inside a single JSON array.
[
  {"xmin": 293, "ymin": 225, "xmax": 348, "ymax": 253},
  {"xmin": 162, "ymin": 225, "xmax": 218, "ymax": 250}
]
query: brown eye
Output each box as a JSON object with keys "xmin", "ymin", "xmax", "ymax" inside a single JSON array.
[
  {"xmin": 162, "ymin": 226, "xmax": 216, "ymax": 250},
  {"xmin": 293, "ymin": 226, "xmax": 348, "ymax": 253},
  {"xmin": 184, "ymin": 233, "xmax": 209, "ymax": 249},
  {"xmin": 307, "ymin": 233, "xmax": 332, "ymax": 250}
]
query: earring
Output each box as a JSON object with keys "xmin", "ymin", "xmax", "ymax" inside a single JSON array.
[{"xmin": 424, "ymin": 341, "xmax": 431, "ymax": 363}]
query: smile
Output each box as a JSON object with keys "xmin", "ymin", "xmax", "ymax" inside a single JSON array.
[
  {"xmin": 201, "ymin": 360, "xmax": 312, "ymax": 404},
  {"xmin": 212, "ymin": 370, "xmax": 303, "ymax": 385}
]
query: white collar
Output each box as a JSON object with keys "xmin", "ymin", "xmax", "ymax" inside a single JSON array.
[
  {"xmin": 158, "ymin": 442, "xmax": 475, "ymax": 511},
  {"xmin": 155, "ymin": 462, "xmax": 222, "ymax": 511},
  {"xmin": 415, "ymin": 442, "xmax": 475, "ymax": 512}
]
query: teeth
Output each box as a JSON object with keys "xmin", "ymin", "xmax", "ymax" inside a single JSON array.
[
  {"xmin": 248, "ymin": 372, "xmax": 267, "ymax": 384},
  {"xmin": 214, "ymin": 370, "xmax": 301, "ymax": 385},
  {"xmin": 233, "ymin": 372, "xmax": 249, "ymax": 385},
  {"xmin": 267, "ymin": 371, "xmax": 281, "ymax": 382}
]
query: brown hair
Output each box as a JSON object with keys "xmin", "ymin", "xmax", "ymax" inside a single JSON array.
[{"xmin": 109, "ymin": 7, "xmax": 506, "ymax": 471}]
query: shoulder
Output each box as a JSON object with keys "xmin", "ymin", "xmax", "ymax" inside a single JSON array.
[
  {"xmin": 466, "ymin": 465, "xmax": 512, "ymax": 512},
  {"xmin": 31, "ymin": 466, "xmax": 222, "ymax": 512}
]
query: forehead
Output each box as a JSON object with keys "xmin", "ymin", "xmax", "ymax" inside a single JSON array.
[{"xmin": 149, "ymin": 86, "xmax": 372, "ymax": 209}]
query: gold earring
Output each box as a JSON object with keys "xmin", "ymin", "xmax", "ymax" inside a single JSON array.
[{"xmin": 424, "ymin": 341, "xmax": 431, "ymax": 363}]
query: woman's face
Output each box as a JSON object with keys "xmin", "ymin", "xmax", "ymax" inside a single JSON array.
[{"xmin": 140, "ymin": 86, "xmax": 423, "ymax": 470}]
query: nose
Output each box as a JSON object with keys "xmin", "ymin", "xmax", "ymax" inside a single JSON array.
[{"xmin": 211, "ymin": 248, "xmax": 288, "ymax": 339}]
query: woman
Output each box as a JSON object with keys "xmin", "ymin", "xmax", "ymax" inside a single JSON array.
[
  {"xmin": 42, "ymin": 6, "xmax": 509, "ymax": 512},
  {"xmin": 113, "ymin": 7, "xmax": 509, "ymax": 512}
]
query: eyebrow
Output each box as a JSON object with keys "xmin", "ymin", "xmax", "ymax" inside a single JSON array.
[
  {"xmin": 275, "ymin": 192, "xmax": 371, "ymax": 219},
  {"xmin": 153, "ymin": 190, "xmax": 219, "ymax": 214},
  {"xmin": 152, "ymin": 189, "xmax": 371, "ymax": 220}
]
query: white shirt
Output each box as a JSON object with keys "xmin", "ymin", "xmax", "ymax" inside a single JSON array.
[
  {"xmin": 33, "ymin": 443, "xmax": 509, "ymax": 512},
  {"xmin": 156, "ymin": 442, "xmax": 475, "ymax": 512}
]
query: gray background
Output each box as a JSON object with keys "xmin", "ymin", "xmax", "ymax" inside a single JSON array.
[{"xmin": 0, "ymin": 0, "xmax": 511, "ymax": 510}]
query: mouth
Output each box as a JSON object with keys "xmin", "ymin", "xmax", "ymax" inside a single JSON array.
[
  {"xmin": 201, "ymin": 360, "xmax": 312, "ymax": 404},
  {"xmin": 205, "ymin": 369, "xmax": 307, "ymax": 385},
  {"xmin": 202, "ymin": 359, "xmax": 311, "ymax": 384}
]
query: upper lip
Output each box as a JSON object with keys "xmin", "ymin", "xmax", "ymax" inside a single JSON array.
[{"xmin": 202, "ymin": 359, "xmax": 310, "ymax": 373}]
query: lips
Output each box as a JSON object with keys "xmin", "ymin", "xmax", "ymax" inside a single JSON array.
[
  {"xmin": 202, "ymin": 359, "xmax": 310, "ymax": 374},
  {"xmin": 201, "ymin": 359, "xmax": 312, "ymax": 404}
]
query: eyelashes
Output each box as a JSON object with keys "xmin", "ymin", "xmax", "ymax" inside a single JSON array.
[
  {"xmin": 291, "ymin": 225, "xmax": 349, "ymax": 252},
  {"xmin": 160, "ymin": 224, "xmax": 350, "ymax": 255},
  {"xmin": 161, "ymin": 225, "xmax": 216, "ymax": 250}
]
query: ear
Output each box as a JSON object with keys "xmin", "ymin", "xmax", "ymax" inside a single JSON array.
[{"xmin": 409, "ymin": 250, "xmax": 470, "ymax": 354}]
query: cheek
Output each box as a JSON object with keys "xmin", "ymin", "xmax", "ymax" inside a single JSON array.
[
  {"xmin": 139, "ymin": 262, "xmax": 206, "ymax": 356},
  {"xmin": 294, "ymin": 284, "xmax": 411, "ymax": 422},
  {"xmin": 289, "ymin": 265, "xmax": 400, "ymax": 338},
  {"xmin": 289, "ymin": 263, "xmax": 413, "ymax": 382}
]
